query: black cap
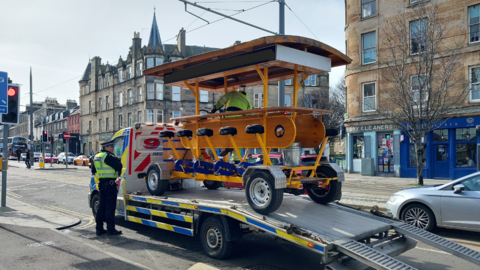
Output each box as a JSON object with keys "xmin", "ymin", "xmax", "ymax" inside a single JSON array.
[{"xmin": 101, "ymin": 139, "xmax": 115, "ymax": 147}]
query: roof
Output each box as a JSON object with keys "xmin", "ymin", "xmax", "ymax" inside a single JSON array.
[
  {"xmin": 80, "ymin": 61, "xmax": 91, "ymax": 81},
  {"xmin": 148, "ymin": 13, "xmax": 162, "ymax": 50},
  {"xmin": 144, "ymin": 35, "xmax": 351, "ymax": 92}
]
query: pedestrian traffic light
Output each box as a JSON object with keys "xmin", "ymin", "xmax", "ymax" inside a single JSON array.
[
  {"xmin": 42, "ymin": 131, "xmax": 48, "ymax": 143},
  {"xmin": 1, "ymin": 84, "xmax": 20, "ymax": 125}
]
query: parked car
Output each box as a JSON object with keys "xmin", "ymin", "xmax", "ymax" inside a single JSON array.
[
  {"xmin": 44, "ymin": 153, "xmax": 57, "ymax": 163},
  {"xmin": 74, "ymin": 155, "xmax": 91, "ymax": 166},
  {"xmin": 386, "ymin": 172, "xmax": 480, "ymax": 232},
  {"xmin": 57, "ymin": 152, "xmax": 75, "ymax": 164},
  {"xmin": 21, "ymin": 153, "xmax": 26, "ymax": 161},
  {"xmin": 33, "ymin": 152, "xmax": 41, "ymax": 162}
]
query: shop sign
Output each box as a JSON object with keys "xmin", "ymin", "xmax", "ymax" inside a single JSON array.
[
  {"xmin": 346, "ymin": 124, "xmax": 394, "ymax": 133},
  {"xmin": 99, "ymin": 132, "xmax": 114, "ymax": 141}
]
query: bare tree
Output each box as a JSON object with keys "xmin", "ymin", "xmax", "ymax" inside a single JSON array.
[{"xmin": 376, "ymin": 1, "xmax": 469, "ymax": 185}]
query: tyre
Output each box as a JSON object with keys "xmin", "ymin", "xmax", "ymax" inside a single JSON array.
[
  {"xmin": 146, "ymin": 165, "xmax": 169, "ymax": 196},
  {"xmin": 305, "ymin": 166, "xmax": 342, "ymax": 204},
  {"xmin": 203, "ymin": 180, "xmax": 222, "ymax": 190},
  {"xmin": 91, "ymin": 193, "xmax": 100, "ymax": 218},
  {"xmin": 401, "ymin": 203, "xmax": 436, "ymax": 231},
  {"xmin": 245, "ymin": 170, "xmax": 283, "ymax": 215},
  {"xmin": 200, "ymin": 216, "xmax": 234, "ymax": 259}
]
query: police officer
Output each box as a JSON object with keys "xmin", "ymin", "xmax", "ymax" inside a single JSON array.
[{"xmin": 92, "ymin": 140, "xmax": 123, "ymax": 236}]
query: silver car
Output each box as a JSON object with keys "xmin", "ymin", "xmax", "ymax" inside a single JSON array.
[{"xmin": 386, "ymin": 172, "xmax": 480, "ymax": 232}]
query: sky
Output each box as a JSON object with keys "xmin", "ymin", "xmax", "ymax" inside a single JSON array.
[{"xmin": 1, "ymin": 0, "xmax": 346, "ymax": 110}]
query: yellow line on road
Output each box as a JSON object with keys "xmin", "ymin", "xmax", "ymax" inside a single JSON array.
[{"xmin": 43, "ymin": 206, "xmax": 91, "ymax": 219}]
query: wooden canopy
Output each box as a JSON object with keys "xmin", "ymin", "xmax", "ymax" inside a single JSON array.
[{"xmin": 143, "ymin": 35, "xmax": 351, "ymax": 92}]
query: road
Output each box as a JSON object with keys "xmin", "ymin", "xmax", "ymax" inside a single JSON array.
[{"xmin": 1, "ymin": 163, "xmax": 479, "ymax": 270}]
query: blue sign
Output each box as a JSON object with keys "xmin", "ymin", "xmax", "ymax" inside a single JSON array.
[{"xmin": 0, "ymin": 72, "xmax": 8, "ymax": 114}]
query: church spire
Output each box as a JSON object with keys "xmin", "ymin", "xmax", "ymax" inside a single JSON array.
[{"xmin": 148, "ymin": 10, "xmax": 162, "ymax": 50}]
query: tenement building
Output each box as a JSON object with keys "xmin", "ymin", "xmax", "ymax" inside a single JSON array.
[{"xmin": 345, "ymin": 0, "xmax": 480, "ymax": 179}]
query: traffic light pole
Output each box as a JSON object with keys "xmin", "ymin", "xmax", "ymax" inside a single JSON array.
[
  {"xmin": 66, "ymin": 139, "xmax": 69, "ymax": 168},
  {"xmin": 2, "ymin": 124, "xmax": 9, "ymax": 207}
]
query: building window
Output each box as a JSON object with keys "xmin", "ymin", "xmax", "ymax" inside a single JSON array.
[
  {"xmin": 200, "ymin": 111, "xmax": 208, "ymax": 115},
  {"xmin": 118, "ymin": 115, "xmax": 123, "ymax": 128},
  {"xmin": 137, "ymin": 87, "xmax": 143, "ymax": 102},
  {"xmin": 99, "ymin": 119, "xmax": 102, "ymax": 133},
  {"xmin": 128, "ymin": 113, "xmax": 132, "ymax": 127},
  {"xmin": 88, "ymin": 121, "xmax": 92, "ymax": 134},
  {"xmin": 106, "ymin": 117, "xmax": 110, "ymax": 131},
  {"xmin": 118, "ymin": 70, "xmax": 123, "ymax": 83},
  {"xmin": 411, "ymin": 75, "xmax": 426, "ymax": 103},
  {"xmin": 456, "ymin": 128, "xmax": 477, "ymax": 167},
  {"xmin": 127, "ymin": 66, "xmax": 132, "ymax": 79},
  {"xmin": 305, "ymin": 76, "xmax": 310, "ymax": 86},
  {"xmin": 147, "ymin": 83, "xmax": 154, "ymax": 99},
  {"xmin": 285, "ymin": 79, "xmax": 292, "ymax": 85},
  {"xmin": 362, "ymin": 32, "xmax": 376, "ymax": 64},
  {"xmin": 156, "ymin": 83, "xmax": 164, "ymax": 100},
  {"xmin": 285, "ymin": 94, "xmax": 291, "ymax": 106},
  {"xmin": 200, "ymin": 90, "xmax": 208, "ymax": 102},
  {"xmin": 172, "ymin": 86, "xmax": 181, "ymax": 101},
  {"xmin": 137, "ymin": 62, "xmax": 143, "ymax": 76},
  {"xmin": 89, "ymin": 100, "xmax": 92, "ymax": 114},
  {"xmin": 138, "ymin": 111, "xmax": 142, "ymax": 123},
  {"xmin": 378, "ymin": 134, "xmax": 395, "ymax": 173},
  {"xmin": 362, "ymin": 82, "xmax": 376, "ymax": 112},
  {"xmin": 89, "ymin": 142, "xmax": 92, "ymax": 154},
  {"xmin": 172, "ymin": 110, "xmax": 181, "ymax": 119},
  {"xmin": 106, "ymin": 75, "xmax": 110, "ymax": 87},
  {"xmin": 118, "ymin": 92, "xmax": 123, "ymax": 107},
  {"xmin": 310, "ymin": 75, "xmax": 317, "ymax": 86},
  {"xmin": 254, "ymin": 93, "xmax": 263, "ymax": 108},
  {"xmin": 433, "ymin": 129, "xmax": 448, "ymax": 142},
  {"xmin": 409, "ymin": 144, "xmax": 426, "ymax": 167},
  {"xmin": 98, "ymin": 77, "xmax": 103, "ymax": 90},
  {"xmin": 147, "ymin": 109, "xmax": 155, "ymax": 122},
  {"xmin": 106, "ymin": 96, "xmax": 110, "ymax": 110},
  {"xmin": 410, "ymin": 0, "xmax": 421, "ymax": 3},
  {"xmin": 470, "ymin": 66, "xmax": 480, "ymax": 101},
  {"xmin": 128, "ymin": 90, "xmax": 132, "ymax": 105},
  {"xmin": 469, "ymin": 5, "xmax": 480, "ymax": 43},
  {"xmin": 361, "ymin": 0, "xmax": 376, "ymax": 18},
  {"xmin": 99, "ymin": 98, "xmax": 102, "ymax": 111},
  {"xmin": 146, "ymin": 58, "xmax": 154, "ymax": 69},
  {"xmin": 156, "ymin": 57, "xmax": 163, "ymax": 66},
  {"xmin": 157, "ymin": 110, "xmax": 164, "ymax": 123},
  {"xmin": 410, "ymin": 19, "xmax": 427, "ymax": 55}
]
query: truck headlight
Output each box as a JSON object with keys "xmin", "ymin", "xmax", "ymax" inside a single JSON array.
[{"xmin": 387, "ymin": 194, "xmax": 404, "ymax": 204}]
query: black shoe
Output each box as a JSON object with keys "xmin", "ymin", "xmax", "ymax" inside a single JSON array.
[
  {"xmin": 96, "ymin": 229, "xmax": 107, "ymax": 236},
  {"xmin": 219, "ymin": 148, "xmax": 233, "ymax": 157},
  {"xmin": 107, "ymin": 230, "xmax": 122, "ymax": 236}
]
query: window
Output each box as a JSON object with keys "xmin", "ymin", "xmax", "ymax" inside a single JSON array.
[
  {"xmin": 305, "ymin": 76, "xmax": 310, "ymax": 86},
  {"xmin": 172, "ymin": 110, "xmax": 181, "ymax": 119},
  {"xmin": 172, "ymin": 86, "xmax": 181, "ymax": 101},
  {"xmin": 362, "ymin": 32, "xmax": 376, "ymax": 64},
  {"xmin": 285, "ymin": 95, "xmax": 291, "ymax": 106},
  {"xmin": 456, "ymin": 128, "xmax": 476, "ymax": 141},
  {"xmin": 98, "ymin": 77, "xmax": 103, "ymax": 90},
  {"xmin": 127, "ymin": 66, "xmax": 132, "ymax": 79},
  {"xmin": 89, "ymin": 100, "xmax": 92, "ymax": 114},
  {"xmin": 88, "ymin": 121, "xmax": 92, "ymax": 134},
  {"xmin": 156, "ymin": 57, "xmax": 163, "ymax": 66},
  {"xmin": 254, "ymin": 93, "xmax": 263, "ymax": 108},
  {"xmin": 147, "ymin": 83, "xmax": 154, "ymax": 99},
  {"xmin": 106, "ymin": 75, "xmax": 110, "ymax": 87},
  {"xmin": 156, "ymin": 83, "xmax": 164, "ymax": 100},
  {"xmin": 128, "ymin": 90, "xmax": 132, "ymax": 105},
  {"xmin": 137, "ymin": 62, "xmax": 143, "ymax": 76},
  {"xmin": 433, "ymin": 129, "xmax": 448, "ymax": 142},
  {"xmin": 470, "ymin": 66, "xmax": 480, "ymax": 101},
  {"xmin": 200, "ymin": 90, "xmax": 208, "ymax": 102},
  {"xmin": 112, "ymin": 136, "xmax": 125, "ymax": 157},
  {"xmin": 137, "ymin": 87, "xmax": 143, "ymax": 102},
  {"xmin": 469, "ymin": 5, "xmax": 480, "ymax": 43},
  {"xmin": 410, "ymin": 19, "xmax": 427, "ymax": 54},
  {"xmin": 106, "ymin": 96, "xmax": 110, "ymax": 110},
  {"xmin": 410, "ymin": 0, "xmax": 421, "ymax": 3},
  {"xmin": 146, "ymin": 58, "xmax": 154, "ymax": 68},
  {"xmin": 361, "ymin": 0, "xmax": 376, "ymax": 18},
  {"xmin": 118, "ymin": 69, "xmax": 123, "ymax": 83},
  {"xmin": 362, "ymin": 82, "xmax": 376, "ymax": 111},
  {"xmin": 99, "ymin": 98, "xmax": 102, "ymax": 111},
  {"xmin": 147, "ymin": 109, "xmax": 155, "ymax": 122},
  {"xmin": 285, "ymin": 79, "xmax": 292, "ymax": 85},
  {"xmin": 118, "ymin": 92, "xmax": 123, "ymax": 107},
  {"xmin": 138, "ymin": 111, "xmax": 143, "ymax": 123},
  {"xmin": 200, "ymin": 111, "xmax": 208, "ymax": 115},
  {"xmin": 157, "ymin": 110, "xmax": 164, "ymax": 123},
  {"xmin": 99, "ymin": 119, "xmax": 102, "ymax": 132},
  {"xmin": 411, "ymin": 75, "xmax": 427, "ymax": 103},
  {"xmin": 128, "ymin": 113, "xmax": 132, "ymax": 127},
  {"xmin": 456, "ymin": 127, "xmax": 477, "ymax": 168},
  {"xmin": 409, "ymin": 144, "xmax": 427, "ymax": 167},
  {"xmin": 310, "ymin": 75, "xmax": 317, "ymax": 86},
  {"xmin": 118, "ymin": 115, "xmax": 123, "ymax": 128},
  {"xmin": 106, "ymin": 117, "xmax": 110, "ymax": 131},
  {"xmin": 460, "ymin": 175, "xmax": 480, "ymax": 191}
]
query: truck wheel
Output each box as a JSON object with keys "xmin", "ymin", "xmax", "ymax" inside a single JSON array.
[
  {"xmin": 306, "ymin": 166, "xmax": 342, "ymax": 204},
  {"xmin": 203, "ymin": 180, "xmax": 222, "ymax": 190},
  {"xmin": 146, "ymin": 166, "xmax": 169, "ymax": 196},
  {"xmin": 91, "ymin": 193, "xmax": 100, "ymax": 218},
  {"xmin": 200, "ymin": 216, "xmax": 234, "ymax": 259},
  {"xmin": 246, "ymin": 170, "xmax": 283, "ymax": 215},
  {"xmin": 401, "ymin": 203, "xmax": 436, "ymax": 231}
]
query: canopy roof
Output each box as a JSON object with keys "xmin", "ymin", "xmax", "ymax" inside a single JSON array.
[{"xmin": 143, "ymin": 35, "xmax": 351, "ymax": 92}]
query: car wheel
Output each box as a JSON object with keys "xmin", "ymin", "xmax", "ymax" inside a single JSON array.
[
  {"xmin": 200, "ymin": 216, "xmax": 234, "ymax": 259},
  {"xmin": 146, "ymin": 165, "xmax": 169, "ymax": 196},
  {"xmin": 91, "ymin": 193, "xmax": 100, "ymax": 218},
  {"xmin": 305, "ymin": 166, "xmax": 342, "ymax": 204},
  {"xmin": 245, "ymin": 170, "xmax": 283, "ymax": 215},
  {"xmin": 401, "ymin": 203, "xmax": 436, "ymax": 231},
  {"xmin": 203, "ymin": 180, "xmax": 222, "ymax": 190}
]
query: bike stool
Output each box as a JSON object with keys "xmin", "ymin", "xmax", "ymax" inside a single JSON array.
[
  {"xmin": 219, "ymin": 127, "xmax": 244, "ymax": 162},
  {"xmin": 160, "ymin": 131, "xmax": 175, "ymax": 138},
  {"xmin": 176, "ymin": 129, "xmax": 193, "ymax": 137},
  {"xmin": 246, "ymin": 124, "xmax": 264, "ymax": 134},
  {"xmin": 196, "ymin": 128, "xmax": 219, "ymax": 161},
  {"xmin": 246, "ymin": 124, "xmax": 271, "ymax": 165}
]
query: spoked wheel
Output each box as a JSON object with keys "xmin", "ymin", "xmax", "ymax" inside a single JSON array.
[
  {"xmin": 203, "ymin": 180, "xmax": 222, "ymax": 190},
  {"xmin": 305, "ymin": 166, "xmax": 342, "ymax": 204},
  {"xmin": 200, "ymin": 216, "xmax": 234, "ymax": 259},
  {"xmin": 245, "ymin": 170, "xmax": 283, "ymax": 215},
  {"xmin": 146, "ymin": 166, "xmax": 169, "ymax": 196},
  {"xmin": 401, "ymin": 204, "xmax": 436, "ymax": 231}
]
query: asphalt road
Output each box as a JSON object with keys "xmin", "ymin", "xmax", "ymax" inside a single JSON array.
[{"xmin": 1, "ymin": 163, "xmax": 479, "ymax": 270}]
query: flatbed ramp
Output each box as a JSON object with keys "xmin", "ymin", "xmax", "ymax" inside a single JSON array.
[{"xmin": 123, "ymin": 187, "xmax": 480, "ymax": 270}]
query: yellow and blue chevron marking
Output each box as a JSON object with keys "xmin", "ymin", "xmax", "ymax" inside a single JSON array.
[
  {"xmin": 129, "ymin": 196, "xmax": 196, "ymax": 210},
  {"xmin": 126, "ymin": 205, "xmax": 193, "ymax": 223},
  {"xmin": 126, "ymin": 216, "xmax": 193, "ymax": 236}
]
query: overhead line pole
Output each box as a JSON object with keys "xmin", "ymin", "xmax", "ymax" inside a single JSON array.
[
  {"xmin": 278, "ymin": 0, "xmax": 285, "ymax": 107},
  {"xmin": 29, "ymin": 68, "xmax": 34, "ymax": 166}
]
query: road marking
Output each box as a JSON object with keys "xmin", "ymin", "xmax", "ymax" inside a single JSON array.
[
  {"xmin": 415, "ymin": 247, "xmax": 451, "ymax": 255},
  {"xmin": 42, "ymin": 205, "xmax": 95, "ymax": 229},
  {"xmin": 188, "ymin": 263, "xmax": 220, "ymax": 270},
  {"xmin": 43, "ymin": 205, "xmax": 91, "ymax": 219},
  {"xmin": 27, "ymin": 241, "xmax": 55, "ymax": 248},
  {"xmin": 7, "ymin": 190, "xmax": 22, "ymax": 198},
  {"xmin": 9, "ymin": 184, "xmax": 67, "ymax": 191}
]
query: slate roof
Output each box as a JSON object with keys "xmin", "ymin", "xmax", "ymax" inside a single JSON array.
[{"xmin": 148, "ymin": 13, "xmax": 162, "ymax": 50}]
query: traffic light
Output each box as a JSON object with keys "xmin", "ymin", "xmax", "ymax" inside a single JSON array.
[
  {"xmin": 1, "ymin": 84, "xmax": 20, "ymax": 125},
  {"xmin": 42, "ymin": 131, "xmax": 48, "ymax": 143}
]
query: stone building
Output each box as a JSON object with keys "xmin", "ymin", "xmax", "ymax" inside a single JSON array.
[
  {"xmin": 344, "ymin": 0, "xmax": 480, "ymax": 179},
  {"xmin": 79, "ymin": 12, "xmax": 216, "ymax": 154}
]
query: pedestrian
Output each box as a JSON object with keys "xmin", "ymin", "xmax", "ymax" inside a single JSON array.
[
  {"xmin": 16, "ymin": 149, "xmax": 21, "ymax": 162},
  {"xmin": 25, "ymin": 149, "xmax": 31, "ymax": 169},
  {"xmin": 91, "ymin": 139, "xmax": 123, "ymax": 236},
  {"xmin": 466, "ymin": 157, "xmax": 476, "ymax": 167}
]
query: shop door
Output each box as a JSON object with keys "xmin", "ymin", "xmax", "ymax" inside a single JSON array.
[{"xmin": 433, "ymin": 145, "xmax": 449, "ymax": 179}]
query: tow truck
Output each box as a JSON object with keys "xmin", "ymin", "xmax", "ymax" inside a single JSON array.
[{"xmin": 88, "ymin": 36, "xmax": 480, "ymax": 269}]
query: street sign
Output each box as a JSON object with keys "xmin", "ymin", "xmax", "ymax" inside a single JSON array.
[
  {"xmin": 0, "ymin": 72, "xmax": 8, "ymax": 114},
  {"xmin": 64, "ymin": 133, "xmax": 70, "ymax": 140}
]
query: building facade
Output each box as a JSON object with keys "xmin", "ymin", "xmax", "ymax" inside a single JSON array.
[{"xmin": 345, "ymin": 0, "xmax": 480, "ymax": 179}]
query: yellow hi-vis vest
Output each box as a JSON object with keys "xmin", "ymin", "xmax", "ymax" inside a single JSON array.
[{"xmin": 94, "ymin": 152, "xmax": 117, "ymax": 179}]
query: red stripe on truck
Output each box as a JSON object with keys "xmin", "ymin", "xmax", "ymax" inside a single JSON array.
[{"xmin": 135, "ymin": 154, "xmax": 151, "ymax": 172}]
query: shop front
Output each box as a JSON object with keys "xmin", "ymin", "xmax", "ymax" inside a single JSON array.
[{"xmin": 400, "ymin": 116, "xmax": 480, "ymax": 180}]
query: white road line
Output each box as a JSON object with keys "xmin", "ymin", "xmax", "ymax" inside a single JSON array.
[
  {"xmin": 415, "ymin": 247, "xmax": 451, "ymax": 255},
  {"xmin": 188, "ymin": 263, "xmax": 221, "ymax": 270}
]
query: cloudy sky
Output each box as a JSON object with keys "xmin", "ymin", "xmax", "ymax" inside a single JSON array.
[{"xmin": 1, "ymin": 0, "xmax": 346, "ymax": 110}]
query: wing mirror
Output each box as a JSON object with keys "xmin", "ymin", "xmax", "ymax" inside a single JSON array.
[{"xmin": 453, "ymin": 184, "xmax": 465, "ymax": 194}]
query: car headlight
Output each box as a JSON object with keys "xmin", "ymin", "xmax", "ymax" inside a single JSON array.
[{"xmin": 387, "ymin": 194, "xmax": 404, "ymax": 204}]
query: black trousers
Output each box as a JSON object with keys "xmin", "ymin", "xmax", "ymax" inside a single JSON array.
[{"xmin": 95, "ymin": 180, "xmax": 118, "ymax": 232}]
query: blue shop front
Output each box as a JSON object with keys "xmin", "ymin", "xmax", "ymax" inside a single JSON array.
[{"xmin": 400, "ymin": 116, "xmax": 480, "ymax": 180}]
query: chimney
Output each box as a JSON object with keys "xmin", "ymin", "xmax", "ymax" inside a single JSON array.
[
  {"xmin": 90, "ymin": 56, "xmax": 101, "ymax": 90},
  {"xmin": 177, "ymin": 28, "xmax": 186, "ymax": 57}
]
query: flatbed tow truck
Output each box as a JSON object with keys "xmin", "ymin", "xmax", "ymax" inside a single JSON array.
[{"xmin": 88, "ymin": 36, "xmax": 480, "ymax": 269}]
